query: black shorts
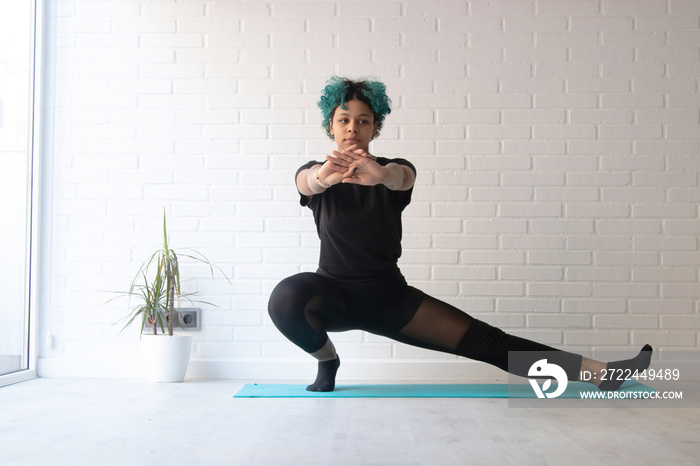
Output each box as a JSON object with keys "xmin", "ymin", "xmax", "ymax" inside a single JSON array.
[{"xmin": 312, "ymin": 267, "xmax": 427, "ymax": 334}]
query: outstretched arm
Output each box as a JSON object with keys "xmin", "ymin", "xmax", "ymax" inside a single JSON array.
[
  {"xmin": 296, "ymin": 153, "xmax": 355, "ymax": 197},
  {"xmin": 336, "ymin": 147, "xmax": 416, "ymax": 192},
  {"xmin": 296, "ymin": 145, "xmax": 415, "ymax": 196}
]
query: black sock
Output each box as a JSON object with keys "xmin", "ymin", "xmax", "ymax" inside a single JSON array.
[
  {"xmin": 306, "ymin": 356, "xmax": 340, "ymax": 392},
  {"xmin": 598, "ymin": 344, "xmax": 653, "ymax": 391}
]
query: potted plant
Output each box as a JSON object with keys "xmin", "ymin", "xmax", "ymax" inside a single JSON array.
[{"xmin": 115, "ymin": 211, "xmax": 228, "ymax": 382}]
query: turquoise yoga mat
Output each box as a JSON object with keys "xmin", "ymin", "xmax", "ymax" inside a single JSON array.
[{"xmin": 234, "ymin": 380, "xmax": 657, "ymax": 398}]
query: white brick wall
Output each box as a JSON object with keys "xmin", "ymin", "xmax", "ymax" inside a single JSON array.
[{"xmin": 38, "ymin": 0, "xmax": 700, "ymax": 380}]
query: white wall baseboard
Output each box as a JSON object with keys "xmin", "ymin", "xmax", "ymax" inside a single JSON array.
[
  {"xmin": 39, "ymin": 357, "xmax": 700, "ymax": 383},
  {"xmin": 37, "ymin": 358, "xmax": 509, "ymax": 382}
]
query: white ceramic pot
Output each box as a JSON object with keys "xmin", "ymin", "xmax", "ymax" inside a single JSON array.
[{"xmin": 140, "ymin": 334, "xmax": 193, "ymax": 383}]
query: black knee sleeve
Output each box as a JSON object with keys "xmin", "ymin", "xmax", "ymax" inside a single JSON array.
[{"xmin": 456, "ymin": 319, "xmax": 582, "ymax": 381}]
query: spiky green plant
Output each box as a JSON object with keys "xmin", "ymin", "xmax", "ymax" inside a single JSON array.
[{"xmin": 116, "ymin": 211, "xmax": 229, "ymax": 336}]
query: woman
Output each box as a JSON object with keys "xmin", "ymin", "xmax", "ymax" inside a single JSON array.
[{"xmin": 268, "ymin": 76, "xmax": 652, "ymax": 392}]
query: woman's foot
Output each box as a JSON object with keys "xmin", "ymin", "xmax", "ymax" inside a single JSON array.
[
  {"xmin": 306, "ymin": 356, "xmax": 341, "ymax": 392},
  {"xmin": 597, "ymin": 344, "xmax": 653, "ymax": 391}
]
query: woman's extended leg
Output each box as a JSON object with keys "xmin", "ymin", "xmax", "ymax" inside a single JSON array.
[
  {"xmin": 268, "ymin": 273, "xmax": 348, "ymax": 391},
  {"xmin": 392, "ymin": 295, "xmax": 652, "ymax": 391}
]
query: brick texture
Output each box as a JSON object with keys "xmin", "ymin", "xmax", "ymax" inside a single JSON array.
[{"xmin": 41, "ymin": 0, "xmax": 700, "ymax": 378}]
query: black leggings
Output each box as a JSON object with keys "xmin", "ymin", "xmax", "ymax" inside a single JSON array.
[{"xmin": 268, "ymin": 272, "xmax": 583, "ymax": 380}]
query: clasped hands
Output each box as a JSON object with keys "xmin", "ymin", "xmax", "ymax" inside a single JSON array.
[{"xmin": 317, "ymin": 144, "xmax": 384, "ymax": 187}]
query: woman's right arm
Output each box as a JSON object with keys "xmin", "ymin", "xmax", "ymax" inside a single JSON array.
[{"xmin": 297, "ymin": 152, "xmax": 359, "ymax": 197}]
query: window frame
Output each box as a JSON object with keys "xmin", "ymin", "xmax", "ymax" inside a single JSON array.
[{"xmin": 0, "ymin": 0, "xmax": 43, "ymax": 388}]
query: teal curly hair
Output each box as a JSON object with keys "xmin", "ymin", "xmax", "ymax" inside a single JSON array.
[{"xmin": 318, "ymin": 76, "xmax": 392, "ymax": 139}]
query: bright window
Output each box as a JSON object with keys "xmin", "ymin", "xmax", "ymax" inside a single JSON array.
[{"xmin": 0, "ymin": 0, "xmax": 38, "ymax": 383}]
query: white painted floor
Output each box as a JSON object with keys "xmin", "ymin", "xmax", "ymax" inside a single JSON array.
[{"xmin": 1, "ymin": 377, "xmax": 698, "ymax": 465}]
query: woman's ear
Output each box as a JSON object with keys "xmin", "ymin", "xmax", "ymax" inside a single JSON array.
[{"xmin": 329, "ymin": 118, "xmax": 334, "ymax": 136}]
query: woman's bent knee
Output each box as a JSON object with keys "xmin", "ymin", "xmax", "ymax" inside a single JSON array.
[
  {"xmin": 268, "ymin": 273, "xmax": 316, "ymax": 322},
  {"xmin": 268, "ymin": 273, "xmax": 331, "ymax": 353}
]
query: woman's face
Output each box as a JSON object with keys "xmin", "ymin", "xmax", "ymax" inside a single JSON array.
[{"xmin": 329, "ymin": 99, "xmax": 378, "ymax": 152}]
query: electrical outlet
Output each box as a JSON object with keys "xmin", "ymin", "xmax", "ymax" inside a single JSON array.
[{"xmin": 166, "ymin": 308, "xmax": 200, "ymax": 331}]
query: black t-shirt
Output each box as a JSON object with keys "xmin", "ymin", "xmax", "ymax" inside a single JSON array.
[{"xmin": 296, "ymin": 158, "xmax": 417, "ymax": 280}]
